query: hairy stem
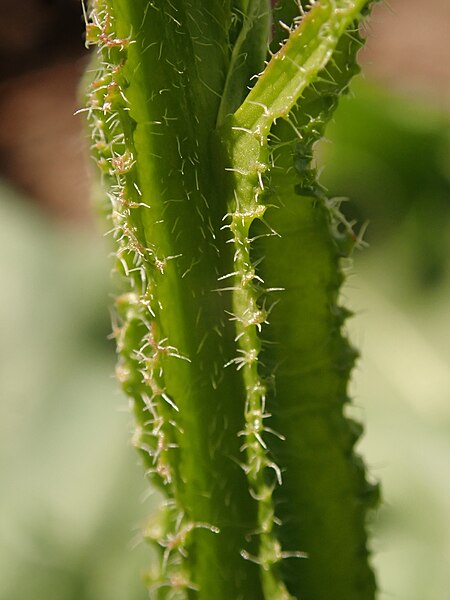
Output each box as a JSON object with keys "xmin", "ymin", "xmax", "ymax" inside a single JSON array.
[{"xmin": 85, "ymin": 0, "xmax": 379, "ymax": 597}]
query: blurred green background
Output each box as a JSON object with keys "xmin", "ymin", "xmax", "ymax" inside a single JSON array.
[{"xmin": 0, "ymin": 1, "xmax": 449, "ymax": 598}]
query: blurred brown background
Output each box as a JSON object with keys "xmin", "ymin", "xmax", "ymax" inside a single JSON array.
[{"xmin": 0, "ymin": 0, "xmax": 89, "ymax": 220}]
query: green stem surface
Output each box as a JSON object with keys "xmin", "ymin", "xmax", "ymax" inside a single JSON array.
[{"xmin": 85, "ymin": 0, "xmax": 378, "ymax": 597}]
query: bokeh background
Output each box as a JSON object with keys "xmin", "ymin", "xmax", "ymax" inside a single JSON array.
[{"xmin": 1, "ymin": 1, "xmax": 449, "ymax": 598}]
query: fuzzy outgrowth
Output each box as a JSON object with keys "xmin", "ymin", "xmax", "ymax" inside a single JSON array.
[
  {"xmin": 85, "ymin": 3, "xmax": 176, "ymax": 483},
  {"xmin": 84, "ymin": 2, "xmax": 189, "ymax": 590}
]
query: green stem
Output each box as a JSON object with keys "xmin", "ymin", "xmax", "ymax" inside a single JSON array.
[
  {"xmin": 87, "ymin": 1, "xmax": 264, "ymax": 597},
  {"xmin": 85, "ymin": 0, "xmax": 379, "ymax": 597},
  {"xmin": 217, "ymin": 1, "xmax": 376, "ymax": 595}
]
